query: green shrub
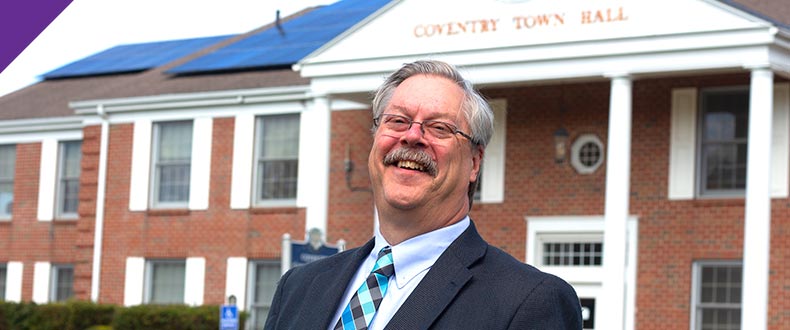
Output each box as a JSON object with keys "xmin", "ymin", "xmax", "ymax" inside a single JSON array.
[
  {"xmin": 68, "ymin": 301, "xmax": 116, "ymax": 330},
  {"xmin": 0, "ymin": 301, "xmax": 244, "ymax": 330}
]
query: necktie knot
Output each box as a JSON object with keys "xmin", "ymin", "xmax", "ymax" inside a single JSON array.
[
  {"xmin": 334, "ymin": 246, "xmax": 395, "ymax": 330},
  {"xmin": 373, "ymin": 246, "xmax": 394, "ymax": 277}
]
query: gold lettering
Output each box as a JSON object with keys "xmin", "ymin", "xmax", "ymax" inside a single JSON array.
[
  {"xmin": 512, "ymin": 13, "xmax": 562, "ymax": 29},
  {"xmin": 581, "ymin": 7, "xmax": 627, "ymax": 24}
]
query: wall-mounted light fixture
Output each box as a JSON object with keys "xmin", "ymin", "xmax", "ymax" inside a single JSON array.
[{"xmin": 554, "ymin": 127, "xmax": 569, "ymax": 163}]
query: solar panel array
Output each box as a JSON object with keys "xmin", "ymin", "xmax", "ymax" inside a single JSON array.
[
  {"xmin": 42, "ymin": 35, "xmax": 232, "ymax": 79},
  {"xmin": 166, "ymin": 0, "xmax": 390, "ymax": 74}
]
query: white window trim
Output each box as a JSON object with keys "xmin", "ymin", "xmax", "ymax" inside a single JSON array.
[
  {"xmin": 526, "ymin": 215, "xmax": 638, "ymax": 330},
  {"xmin": 55, "ymin": 141, "xmax": 81, "ymax": 219},
  {"xmin": 252, "ymin": 114, "xmax": 300, "ymax": 207},
  {"xmin": 247, "ymin": 260, "xmax": 281, "ymax": 329},
  {"xmin": 143, "ymin": 259, "xmax": 187, "ymax": 304},
  {"xmin": 32, "ymin": 261, "xmax": 51, "ymax": 303},
  {"xmin": 689, "ymin": 260, "xmax": 743, "ymax": 330},
  {"xmin": 149, "ymin": 121, "xmax": 193, "ymax": 209},
  {"xmin": 0, "ymin": 144, "xmax": 15, "ymax": 220},
  {"xmin": 49, "ymin": 263, "xmax": 74, "ymax": 302},
  {"xmin": 479, "ymin": 98, "xmax": 507, "ymax": 204},
  {"xmin": 668, "ymin": 83, "xmax": 789, "ymax": 200},
  {"xmin": 570, "ymin": 134, "xmax": 605, "ymax": 174},
  {"xmin": 225, "ymin": 257, "xmax": 248, "ymax": 310}
]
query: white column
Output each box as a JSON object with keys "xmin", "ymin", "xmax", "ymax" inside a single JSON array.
[
  {"xmin": 741, "ymin": 67, "xmax": 774, "ymax": 330},
  {"xmin": 600, "ymin": 75, "xmax": 632, "ymax": 330},
  {"xmin": 296, "ymin": 94, "xmax": 331, "ymax": 238}
]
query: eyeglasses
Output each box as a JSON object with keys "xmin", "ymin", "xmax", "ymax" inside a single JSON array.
[{"xmin": 373, "ymin": 113, "xmax": 475, "ymax": 142}]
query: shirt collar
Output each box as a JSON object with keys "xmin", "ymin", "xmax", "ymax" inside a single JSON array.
[{"xmin": 373, "ymin": 216, "xmax": 470, "ymax": 289}]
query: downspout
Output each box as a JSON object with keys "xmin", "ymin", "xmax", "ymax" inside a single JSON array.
[{"xmin": 90, "ymin": 104, "xmax": 109, "ymax": 302}]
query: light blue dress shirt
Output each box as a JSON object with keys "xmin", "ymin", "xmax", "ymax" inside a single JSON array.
[{"xmin": 328, "ymin": 216, "xmax": 470, "ymax": 330}]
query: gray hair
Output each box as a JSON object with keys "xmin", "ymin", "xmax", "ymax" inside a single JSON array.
[
  {"xmin": 371, "ymin": 60, "xmax": 494, "ymax": 207},
  {"xmin": 371, "ymin": 60, "xmax": 494, "ymax": 148}
]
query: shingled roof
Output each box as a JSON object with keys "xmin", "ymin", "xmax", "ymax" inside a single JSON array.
[{"xmin": 0, "ymin": 0, "xmax": 786, "ymax": 122}]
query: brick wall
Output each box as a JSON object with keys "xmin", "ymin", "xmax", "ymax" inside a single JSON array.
[
  {"xmin": 325, "ymin": 74, "xmax": 790, "ymax": 329},
  {"xmin": 0, "ymin": 141, "xmax": 81, "ymax": 301},
  {"xmin": 95, "ymin": 118, "xmax": 305, "ymax": 306}
]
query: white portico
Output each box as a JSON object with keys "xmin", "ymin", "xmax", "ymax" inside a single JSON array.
[{"xmin": 294, "ymin": 0, "xmax": 790, "ymax": 329}]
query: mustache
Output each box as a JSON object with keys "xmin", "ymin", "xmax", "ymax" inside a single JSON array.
[{"xmin": 383, "ymin": 148, "xmax": 438, "ymax": 177}]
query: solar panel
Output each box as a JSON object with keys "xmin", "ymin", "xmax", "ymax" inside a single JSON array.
[
  {"xmin": 166, "ymin": 0, "xmax": 390, "ymax": 74},
  {"xmin": 42, "ymin": 35, "xmax": 233, "ymax": 79}
]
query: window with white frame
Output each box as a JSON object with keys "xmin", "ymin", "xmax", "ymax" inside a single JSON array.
[
  {"xmin": 56, "ymin": 141, "xmax": 81, "ymax": 218},
  {"xmin": 537, "ymin": 234, "xmax": 603, "ymax": 267},
  {"xmin": 0, "ymin": 263, "xmax": 6, "ymax": 301},
  {"xmin": 692, "ymin": 261, "xmax": 742, "ymax": 330},
  {"xmin": 254, "ymin": 114, "xmax": 299, "ymax": 205},
  {"xmin": 669, "ymin": 84, "xmax": 789, "ymax": 200},
  {"xmin": 248, "ymin": 260, "xmax": 280, "ymax": 329},
  {"xmin": 145, "ymin": 260, "xmax": 186, "ymax": 304},
  {"xmin": 698, "ymin": 88, "xmax": 749, "ymax": 197},
  {"xmin": 151, "ymin": 121, "xmax": 193, "ymax": 208},
  {"xmin": 50, "ymin": 264, "xmax": 74, "ymax": 302},
  {"xmin": 0, "ymin": 145, "xmax": 15, "ymax": 219}
]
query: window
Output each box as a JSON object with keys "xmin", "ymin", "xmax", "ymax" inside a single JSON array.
[
  {"xmin": 542, "ymin": 242, "xmax": 603, "ymax": 266},
  {"xmin": 145, "ymin": 260, "xmax": 186, "ymax": 304},
  {"xmin": 248, "ymin": 261, "xmax": 280, "ymax": 329},
  {"xmin": 254, "ymin": 115, "xmax": 299, "ymax": 205},
  {"xmin": 151, "ymin": 121, "xmax": 192, "ymax": 208},
  {"xmin": 0, "ymin": 145, "xmax": 15, "ymax": 219},
  {"xmin": 692, "ymin": 261, "xmax": 742, "ymax": 330},
  {"xmin": 50, "ymin": 264, "xmax": 74, "ymax": 302},
  {"xmin": 56, "ymin": 141, "xmax": 81, "ymax": 218},
  {"xmin": 570, "ymin": 134, "xmax": 604, "ymax": 174},
  {"xmin": 0, "ymin": 264, "xmax": 6, "ymax": 301},
  {"xmin": 698, "ymin": 88, "xmax": 749, "ymax": 197}
]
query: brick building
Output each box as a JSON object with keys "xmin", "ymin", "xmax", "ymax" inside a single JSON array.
[{"xmin": 1, "ymin": 0, "xmax": 789, "ymax": 329}]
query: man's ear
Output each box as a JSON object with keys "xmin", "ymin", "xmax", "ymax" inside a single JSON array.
[{"xmin": 470, "ymin": 145, "xmax": 484, "ymax": 182}]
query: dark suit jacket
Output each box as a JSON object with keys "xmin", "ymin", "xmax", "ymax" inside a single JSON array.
[{"xmin": 264, "ymin": 221, "xmax": 582, "ymax": 329}]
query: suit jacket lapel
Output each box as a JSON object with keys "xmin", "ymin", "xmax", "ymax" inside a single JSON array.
[
  {"xmin": 384, "ymin": 222, "xmax": 487, "ymax": 330},
  {"xmin": 294, "ymin": 239, "xmax": 376, "ymax": 328}
]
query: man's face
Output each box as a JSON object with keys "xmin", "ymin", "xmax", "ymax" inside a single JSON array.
[{"xmin": 368, "ymin": 74, "xmax": 482, "ymax": 214}]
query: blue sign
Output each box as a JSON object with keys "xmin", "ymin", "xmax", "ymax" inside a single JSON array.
[
  {"xmin": 291, "ymin": 243, "xmax": 339, "ymax": 267},
  {"xmin": 219, "ymin": 305, "xmax": 239, "ymax": 330}
]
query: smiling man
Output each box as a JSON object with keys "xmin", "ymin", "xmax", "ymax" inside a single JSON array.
[{"xmin": 265, "ymin": 60, "xmax": 582, "ymax": 330}]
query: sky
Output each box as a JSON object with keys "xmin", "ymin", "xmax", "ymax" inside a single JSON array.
[{"xmin": 0, "ymin": 0, "xmax": 336, "ymax": 97}]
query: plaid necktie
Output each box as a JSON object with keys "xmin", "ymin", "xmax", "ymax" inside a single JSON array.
[{"xmin": 334, "ymin": 246, "xmax": 395, "ymax": 330}]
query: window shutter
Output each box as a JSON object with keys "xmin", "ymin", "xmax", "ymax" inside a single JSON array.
[
  {"xmin": 32, "ymin": 262, "xmax": 51, "ymax": 303},
  {"xmin": 772, "ymin": 83, "xmax": 789, "ymax": 198},
  {"xmin": 37, "ymin": 139, "xmax": 57, "ymax": 221},
  {"xmin": 189, "ymin": 118, "xmax": 212, "ymax": 210},
  {"xmin": 668, "ymin": 88, "xmax": 697, "ymax": 200},
  {"xmin": 231, "ymin": 114, "xmax": 255, "ymax": 209},
  {"xmin": 129, "ymin": 120, "xmax": 152, "ymax": 211},
  {"xmin": 123, "ymin": 257, "xmax": 144, "ymax": 306},
  {"xmin": 481, "ymin": 99, "xmax": 507, "ymax": 203},
  {"xmin": 184, "ymin": 257, "xmax": 205, "ymax": 306}
]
